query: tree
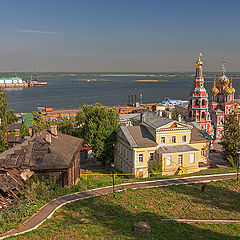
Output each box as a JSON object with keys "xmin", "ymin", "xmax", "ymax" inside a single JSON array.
[
  {"xmin": 0, "ymin": 88, "xmax": 8, "ymax": 152},
  {"xmin": 20, "ymin": 125, "xmax": 29, "ymax": 136},
  {"xmin": 32, "ymin": 113, "xmax": 57, "ymax": 132},
  {"xmin": 57, "ymin": 116, "xmax": 76, "ymax": 135},
  {"xmin": 162, "ymin": 111, "xmax": 168, "ymax": 118},
  {"xmin": 6, "ymin": 110, "xmax": 19, "ymax": 124},
  {"xmin": 220, "ymin": 113, "xmax": 240, "ymax": 167},
  {"xmin": 0, "ymin": 88, "xmax": 8, "ymax": 132},
  {"xmin": 172, "ymin": 110, "xmax": 178, "ymax": 121},
  {"xmin": 76, "ymin": 103, "xmax": 119, "ymax": 164}
]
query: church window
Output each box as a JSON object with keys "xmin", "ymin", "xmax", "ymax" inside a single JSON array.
[
  {"xmin": 195, "ymin": 99, "xmax": 199, "ymax": 106},
  {"xmin": 202, "ymin": 112, "xmax": 206, "ymax": 119},
  {"xmin": 202, "ymin": 99, "xmax": 206, "ymax": 106}
]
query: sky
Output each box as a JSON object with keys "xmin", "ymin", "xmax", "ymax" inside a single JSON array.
[{"xmin": 0, "ymin": 0, "xmax": 240, "ymax": 72}]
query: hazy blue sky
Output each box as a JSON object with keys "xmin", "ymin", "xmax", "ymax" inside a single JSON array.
[{"xmin": 1, "ymin": 0, "xmax": 240, "ymax": 72}]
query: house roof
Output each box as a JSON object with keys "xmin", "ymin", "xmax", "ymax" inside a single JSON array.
[
  {"xmin": 131, "ymin": 111, "xmax": 174, "ymax": 129},
  {"xmin": 119, "ymin": 125, "xmax": 157, "ymax": 148},
  {"xmin": 0, "ymin": 129, "xmax": 83, "ymax": 170},
  {"xmin": 8, "ymin": 123, "xmax": 23, "ymax": 131},
  {"xmin": 158, "ymin": 145, "xmax": 198, "ymax": 154},
  {"xmin": 188, "ymin": 122, "xmax": 211, "ymax": 142}
]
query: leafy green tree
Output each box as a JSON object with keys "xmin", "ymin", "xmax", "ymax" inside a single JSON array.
[
  {"xmin": 6, "ymin": 110, "xmax": 19, "ymax": 124},
  {"xmin": 33, "ymin": 113, "xmax": 57, "ymax": 132},
  {"xmin": 0, "ymin": 130, "xmax": 8, "ymax": 152},
  {"xmin": 0, "ymin": 88, "xmax": 8, "ymax": 132},
  {"xmin": 76, "ymin": 103, "xmax": 119, "ymax": 164},
  {"xmin": 0, "ymin": 88, "xmax": 8, "ymax": 152},
  {"xmin": 220, "ymin": 113, "xmax": 240, "ymax": 167},
  {"xmin": 57, "ymin": 116, "xmax": 76, "ymax": 135},
  {"xmin": 162, "ymin": 111, "xmax": 168, "ymax": 118},
  {"xmin": 172, "ymin": 110, "xmax": 178, "ymax": 121},
  {"xmin": 20, "ymin": 125, "xmax": 29, "ymax": 136}
]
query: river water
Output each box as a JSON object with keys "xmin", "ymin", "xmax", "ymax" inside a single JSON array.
[{"xmin": 5, "ymin": 74, "xmax": 240, "ymax": 112}]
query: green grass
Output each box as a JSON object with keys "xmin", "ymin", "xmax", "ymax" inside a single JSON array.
[
  {"xmin": 0, "ymin": 167, "xmax": 237, "ymax": 235},
  {"xmin": 8, "ymin": 179, "xmax": 240, "ymax": 240}
]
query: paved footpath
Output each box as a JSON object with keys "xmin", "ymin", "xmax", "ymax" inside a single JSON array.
[{"xmin": 0, "ymin": 173, "xmax": 239, "ymax": 239}]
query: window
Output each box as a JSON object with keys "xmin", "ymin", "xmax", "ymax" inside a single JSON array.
[
  {"xmin": 166, "ymin": 156, "xmax": 171, "ymax": 166},
  {"xmin": 178, "ymin": 155, "xmax": 183, "ymax": 166},
  {"xmin": 172, "ymin": 136, "xmax": 176, "ymax": 143},
  {"xmin": 182, "ymin": 135, "xmax": 187, "ymax": 143},
  {"xmin": 161, "ymin": 137, "xmax": 166, "ymax": 143},
  {"xmin": 201, "ymin": 148, "xmax": 205, "ymax": 157},
  {"xmin": 138, "ymin": 153, "xmax": 144, "ymax": 163},
  {"xmin": 149, "ymin": 152, "xmax": 154, "ymax": 162},
  {"xmin": 190, "ymin": 153, "xmax": 195, "ymax": 163},
  {"xmin": 126, "ymin": 150, "xmax": 129, "ymax": 160}
]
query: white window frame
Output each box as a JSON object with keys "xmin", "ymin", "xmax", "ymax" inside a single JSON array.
[
  {"xmin": 138, "ymin": 153, "xmax": 144, "ymax": 163},
  {"xmin": 166, "ymin": 156, "xmax": 171, "ymax": 166},
  {"xmin": 178, "ymin": 155, "xmax": 183, "ymax": 166},
  {"xmin": 190, "ymin": 153, "xmax": 195, "ymax": 163}
]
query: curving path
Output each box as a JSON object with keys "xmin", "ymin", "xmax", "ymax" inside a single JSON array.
[{"xmin": 0, "ymin": 173, "xmax": 238, "ymax": 239}]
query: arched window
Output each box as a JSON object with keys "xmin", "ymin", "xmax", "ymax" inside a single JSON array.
[
  {"xmin": 195, "ymin": 99, "xmax": 199, "ymax": 106},
  {"xmin": 202, "ymin": 99, "xmax": 206, "ymax": 106},
  {"xmin": 202, "ymin": 112, "xmax": 206, "ymax": 119}
]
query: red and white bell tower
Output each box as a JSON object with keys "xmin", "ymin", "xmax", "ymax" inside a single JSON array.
[{"xmin": 188, "ymin": 50, "xmax": 211, "ymax": 133}]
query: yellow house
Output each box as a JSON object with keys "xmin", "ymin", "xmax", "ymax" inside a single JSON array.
[{"xmin": 114, "ymin": 111, "xmax": 210, "ymax": 178}]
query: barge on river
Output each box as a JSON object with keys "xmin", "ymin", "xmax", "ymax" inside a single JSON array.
[{"xmin": 0, "ymin": 72, "xmax": 48, "ymax": 88}]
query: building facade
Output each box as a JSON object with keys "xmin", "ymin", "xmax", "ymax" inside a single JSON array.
[
  {"xmin": 114, "ymin": 111, "xmax": 210, "ymax": 178},
  {"xmin": 210, "ymin": 58, "xmax": 240, "ymax": 140},
  {"xmin": 188, "ymin": 51, "xmax": 211, "ymax": 134}
]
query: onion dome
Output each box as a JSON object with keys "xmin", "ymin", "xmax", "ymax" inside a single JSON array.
[
  {"xmin": 223, "ymin": 87, "xmax": 231, "ymax": 95},
  {"xmin": 229, "ymin": 87, "xmax": 235, "ymax": 94},
  {"xmin": 210, "ymin": 87, "xmax": 219, "ymax": 95},
  {"xmin": 218, "ymin": 74, "xmax": 229, "ymax": 85}
]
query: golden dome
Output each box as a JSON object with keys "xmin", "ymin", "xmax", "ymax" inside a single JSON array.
[
  {"xmin": 210, "ymin": 87, "xmax": 219, "ymax": 95},
  {"xmin": 223, "ymin": 87, "xmax": 231, "ymax": 95}
]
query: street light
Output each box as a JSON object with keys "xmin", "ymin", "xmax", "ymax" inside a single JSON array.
[
  {"xmin": 111, "ymin": 162, "xmax": 116, "ymax": 198},
  {"xmin": 236, "ymin": 151, "xmax": 240, "ymax": 182}
]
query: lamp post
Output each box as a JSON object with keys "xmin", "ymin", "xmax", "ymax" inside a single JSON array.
[
  {"xmin": 111, "ymin": 162, "xmax": 116, "ymax": 198},
  {"xmin": 237, "ymin": 152, "xmax": 240, "ymax": 182}
]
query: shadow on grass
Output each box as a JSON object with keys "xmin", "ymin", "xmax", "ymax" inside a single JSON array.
[
  {"xmin": 37, "ymin": 194, "xmax": 240, "ymax": 240},
  {"xmin": 166, "ymin": 180, "xmax": 240, "ymax": 216}
]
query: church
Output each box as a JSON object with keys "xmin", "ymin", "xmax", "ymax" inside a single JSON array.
[{"xmin": 188, "ymin": 51, "xmax": 240, "ymax": 141}]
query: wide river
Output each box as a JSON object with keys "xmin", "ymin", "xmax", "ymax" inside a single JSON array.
[{"xmin": 5, "ymin": 74, "xmax": 240, "ymax": 112}]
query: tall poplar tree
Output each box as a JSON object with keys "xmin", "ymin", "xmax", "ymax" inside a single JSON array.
[
  {"xmin": 220, "ymin": 113, "xmax": 240, "ymax": 167},
  {"xmin": 0, "ymin": 88, "xmax": 8, "ymax": 152}
]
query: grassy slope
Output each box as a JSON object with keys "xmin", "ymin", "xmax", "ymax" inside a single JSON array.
[{"xmin": 9, "ymin": 179, "xmax": 240, "ymax": 240}]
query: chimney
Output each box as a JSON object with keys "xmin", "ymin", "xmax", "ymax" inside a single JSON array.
[
  {"xmin": 178, "ymin": 114, "xmax": 182, "ymax": 122},
  {"xmin": 140, "ymin": 113, "xmax": 146, "ymax": 123},
  {"xmin": 50, "ymin": 125, "xmax": 58, "ymax": 136},
  {"xmin": 45, "ymin": 133, "xmax": 52, "ymax": 144},
  {"xmin": 140, "ymin": 94, "xmax": 143, "ymax": 105},
  {"xmin": 128, "ymin": 95, "xmax": 130, "ymax": 106},
  {"xmin": 135, "ymin": 95, "xmax": 137, "ymax": 106},
  {"xmin": 131, "ymin": 95, "xmax": 133, "ymax": 106}
]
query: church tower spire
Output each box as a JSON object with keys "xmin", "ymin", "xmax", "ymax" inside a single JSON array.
[{"xmin": 187, "ymin": 50, "xmax": 211, "ymax": 134}]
